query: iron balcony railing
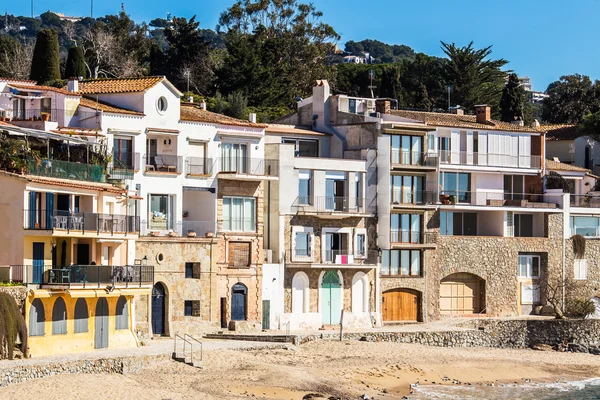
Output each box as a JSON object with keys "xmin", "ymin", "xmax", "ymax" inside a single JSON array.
[
  {"xmin": 216, "ymin": 157, "xmax": 278, "ymax": 177},
  {"xmin": 292, "ymin": 196, "xmax": 368, "ymax": 214},
  {"xmin": 186, "ymin": 157, "xmax": 214, "ymax": 176},
  {"xmin": 40, "ymin": 264, "xmax": 154, "ymax": 288},
  {"xmin": 108, "ymin": 153, "xmax": 140, "ymax": 180},
  {"xmin": 438, "ymin": 191, "xmax": 560, "ymax": 208},
  {"xmin": 390, "ymin": 230, "xmax": 437, "ymax": 244},
  {"xmin": 24, "ymin": 209, "xmax": 140, "ymax": 233},
  {"xmin": 6, "ymin": 265, "xmax": 25, "ymax": 283},
  {"xmin": 391, "ymin": 190, "xmax": 438, "ymax": 205},
  {"xmin": 144, "ymin": 154, "xmax": 183, "ymax": 173},
  {"xmin": 390, "ymin": 150, "xmax": 439, "ymax": 167},
  {"xmin": 26, "ymin": 158, "xmax": 106, "ymax": 183},
  {"xmin": 324, "ymin": 249, "xmax": 379, "ymax": 265},
  {"xmin": 570, "ymin": 194, "xmax": 600, "ymax": 208},
  {"xmin": 439, "ymin": 150, "xmax": 541, "ymax": 169}
]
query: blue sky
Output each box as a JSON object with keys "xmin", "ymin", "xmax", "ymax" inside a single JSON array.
[{"xmin": 6, "ymin": 0, "xmax": 600, "ymax": 91}]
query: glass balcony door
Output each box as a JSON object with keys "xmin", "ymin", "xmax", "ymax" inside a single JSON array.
[{"xmin": 221, "ymin": 143, "xmax": 248, "ymax": 174}]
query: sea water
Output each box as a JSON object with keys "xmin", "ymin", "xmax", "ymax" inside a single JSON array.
[{"xmin": 411, "ymin": 378, "xmax": 600, "ymax": 399}]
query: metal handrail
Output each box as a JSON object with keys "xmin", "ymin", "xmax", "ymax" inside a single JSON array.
[
  {"xmin": 283, "ymin": 321, "xmax": 290, "ymax": 341},
  {"xmin": 174, "ymin": 334, "xmax": 194, "ymax": 365},
  {"xmin": 184, "ymin": 333, "xmax": 203, "ymax": 361}
]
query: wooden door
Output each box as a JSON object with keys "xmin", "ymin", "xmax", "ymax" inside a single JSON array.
[
  {"xmin": 382, "ymin": 289, "xmax": 419, "ymax": 322},
  {"xmin": 231, "ymin": 283, "xmax": 247, "ymax": 321},
  {"xmin": 439, "ymin": 273, "xmax": 482, "ymax": 315},
  {"xmin": 262, "ymin": 300, "xmax": 270, "ymax": 330},
  {"xmin": 95, "ymin": 298, "xmax": 109, "ymax": 349}
]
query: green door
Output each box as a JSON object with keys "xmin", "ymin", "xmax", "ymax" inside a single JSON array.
[
  {"xmin": 321, "ymin": 270, "xmax": 341, "ymax": 325},
  {"xmin": 262, "ymin": 300, "xmax": 270, "ymax": 330}
]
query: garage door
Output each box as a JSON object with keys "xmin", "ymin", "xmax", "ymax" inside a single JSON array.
[
  {"xmin": 440, "ymin": 273, "xmax": 484, "ymax": 315},
  {"xmin": 382, "ymin": 289, "xmax": 419, "ymax": 322}
]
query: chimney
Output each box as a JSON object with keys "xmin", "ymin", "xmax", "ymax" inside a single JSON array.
[
  {"xmin": 475, "ymin": 105, "xmax": 491, "ymax": 124},
  {"xmin": 188, "ymin": 96, "xmax": 194, "ymax": 103},
  {"xmin": 449, "ymin": 105, "xmax": 464, "ymax": 116},
  {"xmin": 248, "ymin": 113, "xmax": 257, "ymax": 123},
  {"xmin": 199, "ymin": 100, "xmax": 206, "ymax": 110},
  {"xmin": 511, "ymin": 118, "xmax": 525, "ymax": 127},
  {"xmin": 67, "ymin": 77, "xmax": 79, "ymax": 93},
  {"xmin": 312, "ymin": 79, "xmax": 330, "ymax": 131},
  {"xmin": 375, "ymin": 99, "xmax": 391, "ymax": 115},
  {"xmin": 531, "ymin": 119, "xmax": 540, "ymax": 129}
]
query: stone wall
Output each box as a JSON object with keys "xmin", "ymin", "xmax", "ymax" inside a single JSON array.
[
  {"xmin": 0, "ymin": 286, "xmax": 27, "ymax": 314},
  {"xmin": 564, "ymin": 236, "xmax": 600, "ymax": 303}
]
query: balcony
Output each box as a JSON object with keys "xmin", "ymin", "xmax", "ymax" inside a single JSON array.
[
  {"xmin": 390, "ymin": 230, "xmax": 437, "ymax": 247},
  {"xmin": 290, "ymin": 249, "xmax": 378, "ymax": 267},
  {"xmin": 32, "ymin": 264, "xmax": 153, "ymax": 288},
  {"xmin": 438, "ymin": 191, "xmax": 559, "ymax": 209},
  {"xmin": 107, "ymin": 153, "xmax": 141, "ymax": 181},
  {"xmin": 292, "ymin": 196, "xmax": 372, "ymax": 217},
  {"xmin": 144, "ymin": 154, "xmax": 183, "ymax": 174},
  {"xmin": 216, "ymin": 157, "xmax": 278, "ymax": 179},
  {"xmin": 24, "ymin": 210, "xmax": 140, "ymax": 234},
  {"xmin": 26, "ymin": 158, "xmax": 106, "ymax": 183},
  {"xmin": 186, "ymin": 157, "xmax": 214, "ymax": 176},
  {"xmin": 390, "ymin": 150, "xmax": 439, "ymax": 168},
  {"xmin": 570, "ymin": 194, "xmax": 600, "ymax": 208},
  {"xmin": 439, "ymin": 151, "xmax": 541, "ymax": 169},
  {"xmin": 390, "ymin": 190, "xmax": 438, "ymax": 206}
]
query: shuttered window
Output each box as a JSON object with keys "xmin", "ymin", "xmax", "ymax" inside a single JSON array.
[
  {"xmin": 184, "ymin": 300, "xmax": 201, "ymax": 317},
  {"xmin": 229, "ymin": 242, "xmax": 251, "ymax": 267},
  {"xmin": 52, "ymin": 297, "xmax": 67, "ymax": 335},
  {"xmin": 29, "ymin": 298, "xmax": 45, "ymax": 336},
  {"xmin": 74, "ymin": 298, "xmax": 89, "ymax": 333},
  {"xmin": 115, "ymin": 296, "xmax": 129, "ymax": 330},
  {"xmin": 185, "ymin": 262, "xmax": 201, "ymax": 279}
]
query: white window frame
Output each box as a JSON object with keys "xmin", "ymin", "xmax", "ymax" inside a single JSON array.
[
  {"xmin": 518, "ymin": 255, "xmax": 540, "ymax": 279},
  {"xmin": 322, "ymin": 227, "xmax": 353, "ymax": 264},
  {"xmin": 574, "ymin": 259, "xmax": 588, "ymax": 280},
  {"xmin": 222, "ymin": 196, "xmax": 256, "ymax": 232},
  {"xmin": 354, "ymin": 228, "xmax": 367, "ymax": 259},
  {"xmin": 292, "ymin": 226, "xmax": 314, "ymax": 262}
]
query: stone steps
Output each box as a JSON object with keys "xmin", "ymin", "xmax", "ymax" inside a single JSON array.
[{"xmin": 204, "ymin": 333, "xmax": 295, "ymax": 343}]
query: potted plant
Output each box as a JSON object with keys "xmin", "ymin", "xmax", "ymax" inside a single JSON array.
[
  {"xmin": 168, "ymin": 231, "xmax": 177, "ymax": 237},
  {"xmin": 187, "ymin": 230, "xmax": 196, "ymax": 237},
  {"xmin": 182, "ymin": 211, "xmax": 189, "ymax": 218},
  {"xmin": 40, "ymin": 112, "xmax": 50, "ymax": 121},
  {"xmin": 449, "ymin": 195, "xmax": 457, "ymax": 204},
  {"xmin": 149, "ymin": 230, "xmax": 160, "ymax": 237}
]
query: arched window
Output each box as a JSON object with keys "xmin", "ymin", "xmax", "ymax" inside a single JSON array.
[
  {"xmin": 74, "ymin": 298, "xmax": 89, "ymax": 333},
  {"xmin": 115, "ymin": 296, "xmax": 129, "ymax": 330},
  {"xmin": 352, "ymin": 272, "xmax": 369, "ymax": 314},
  {"xmin": 292, "ymin": 272, "xmax": 309, "ymax": 313},
  {"xmin": 29, "ymin": 298, "xmax": 45, "ymax": 336},
  {"xmin": 52, "ymin": 297, "xmax": 67, "ymax": 335}
]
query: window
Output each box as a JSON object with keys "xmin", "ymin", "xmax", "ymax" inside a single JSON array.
[
  {"xmin": 440, "ymin": 212, "xmax": 477, "ymax": 236},
  {"xmin": 74, "ymin": 298, "xmax": 88, "ymax": 333},
  {"xmin": 298, "ymin": 170, "xmax": 312, "ymax": 204},
  {"xmin": 115, "ymin": 296, "xmax": 129, "ymax": 330},
  {"xmin": 427, "ymin": 134, "xmax": 435, "ymax": 151},
  {"xmin": 114, "ymin": 138, "xmax": 133, "ymax": 168},
  {"xmin": 221, "ymin": 143, "xmax": 248, "ymax": 173},
  {"xmin": 514, "ymin": 214, "xmax": 533, "ymax": 237},
  {"xmin": 391, "ymin": 135, "xmax": 422, "ymax": 165},
  {"xmin": 184, "ymin": 300, "xmax": 201, "ymax": 316},
  {"xmin": 229, "ymin": 242, "xmax": 251, "ymax": 267},
  {"xmin": 575, "ymin": 259, "xmax": 588, "ymax": 280},
  {"xmin": 157, "ymin": 96, "xmax": 168, "ymax": 113},
  {"xmin": 52, "ymin": 297, "xmax": 67, "ymax": 335},
  {"xmin": 440, "ymin": 172, "xmax": 471, "ymax": 203},
  {"xmin": 355, "ymin": 172, "xmax": 362, "ymax": 207},
  {"xmin": 439, "ymin": 137, "xmax": 450, "ymax": 162},
  {"xmin": 185, "ymin": 262, "xmax": 201, "ymax": 279},
  {"xmin": 356, "ymin": 234, "xmax": 366, "ymax": 256},
  {"xmin": 29, "ymin": 299, "xmax": 45, "ymax": 336},
  {"xmin": 391, "ymin": 175, "xmax": 424, "ymax": 204},
  {"xmin": 381, "ymin": 250, "xmax": 421, "ymax": 276},
  {"xmin": 504, "ymin": 175, "xmax": 524, "ymax": 199},
  {"xmin": 570, "ymin": 216, "xmax": 600, "ymax": 237},
  {"xmin": 295, "ymin": 232, "xmax": 311, "ymax": 257},
  {"xmin": 149, "ymin": 194, "xmax": 174, "ymax": 230},
  {"xmin": 223, "ymin": 197, "xmax": 255, "ymax": 232},
  {"xmin": 391, "ymin": 213, "xmax": 421, "ymax": 243},
  {"xmin": 282, "ymin": 138, "xmax": 319, "ymax": 157},
  {"xmin": 518, "ymin": 255, "xmax": 540, "ymax": 278}
]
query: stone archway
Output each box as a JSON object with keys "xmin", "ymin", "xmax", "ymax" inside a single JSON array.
[
  {"xmin": 440, "ymin": 273, "xmax": 486, "ymax": 315},
  {"xmin": 151, "ymin": 282, "xmax": 168, "ymax": 336},
  {"xmin": 382, "ymin": 288, "xmax": 421, "ymax": 322}
]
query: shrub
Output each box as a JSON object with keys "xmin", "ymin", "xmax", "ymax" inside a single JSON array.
[
  {"xmin": 0, "ymin": 292, "xmax": 28, "ymax": 359},
  {"xmin": 572, "ymin": 234, "xmax": 586, "ymax": 258},
  {"xmin": 565, "ymin": 298, "xmax": 596, "ymax": 319}
]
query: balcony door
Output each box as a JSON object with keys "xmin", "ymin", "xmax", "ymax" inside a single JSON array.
[
  {"xmin": 324, "ymin": 232, "xmax": 348, "ymax": 263},
  {"xmin": 326, "ymin": 172, "xmax": 346, "ymax": 211},
  {"xmin": 221, "ymin": 143, "xmax": 247, "ymax": 173},
  {"xmin": 114, "ymin": 138, "xmax": 133, "ymax": 169},
  {"xmin": 147, "ymin": 138, "xmax": 158, "ymax": 167}
]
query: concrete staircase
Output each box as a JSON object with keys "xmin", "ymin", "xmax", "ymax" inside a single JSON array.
[{"xmin": 172, "ymin": 334, "xmax": 203, "ymax": 368}]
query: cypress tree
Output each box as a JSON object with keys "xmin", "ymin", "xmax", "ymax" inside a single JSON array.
[
  {"xmin": 500, "ymin": 73, "xmax": 526, "ymax": 122},
  {"xmin": 29, "ymin": 29, "xmax": 61, "ymax": 84},
  {"xmin": 64, "ymin": 46, "xmax": 86, "ymax": 79}
]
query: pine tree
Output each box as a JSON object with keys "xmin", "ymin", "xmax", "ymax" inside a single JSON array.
[
  {"xmin": 29, "ymin": 29, "xmax": 61, "ymax": 84},
  {"xmin": 500, "ymin": 73, "xmax": 526, "ymax": 122},
  {"xmin": 64, "ymin": 46, "xmax": 86, "ymax": 79}
]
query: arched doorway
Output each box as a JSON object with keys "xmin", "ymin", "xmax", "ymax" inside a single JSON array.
[
  {"xmin": 152, "ymin": 283, "xmax": 167, "ymax": 335},
  {"xmin": 382, "ymin": 288, "xmax": 420, "ymax": 322},
  {"xmin": 440, "ymin": 273, "xmax": 486, "ymax": 315},
  {"xmin": 231, "ymin": 283, "xmax": 247, "ymax": 321},
  {"xmin": 321, "ymin": 270, "xmax": 342, "ymax": 325},
  {"xmin": 95, "ymin": 298, "xmax": 109, "ymax": 349}
]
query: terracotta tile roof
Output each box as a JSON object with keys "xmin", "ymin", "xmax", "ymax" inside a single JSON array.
[
  {"xmin": 390, "ymin": 110, "xmax": 541, "ymax": 133},
  {"xmin": 52, "ymin": 127, "xmax": 105, "ymax": 137},
  {"xmin": 539, "ymin": 124, "xmax": 581, "ymax": 141},
  {"xmin": 266, "ymin": 124, "xmax": 328, "ymax": 136},
  {"xmin": 8, "ymin": 83, "xmax": 78, "ymax": 96},
  {"xmin": 180, "ymin": 104, "xmax": 267, "ymax": 128},
  {"xmin": 78, "ymin": 76, "xmax": 165, "ymax": 94},
  {"xmin": 79, "ymin": 97, "xmax": 144, "ymax": 116},
  {"xmin": 26, "ymin": 175, "xmax": 125, "ymax": 194},
  {"xmin": 546, "ymin": 159, "xmax": 591, "ymax": 173}
]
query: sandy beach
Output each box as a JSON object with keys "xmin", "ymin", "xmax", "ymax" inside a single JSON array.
[{"xmin": 1, "ymin": 340, "xmax": 600, "ymax": 399}]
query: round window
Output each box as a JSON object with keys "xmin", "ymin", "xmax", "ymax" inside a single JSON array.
[
  {"xmin": 156, "ymin": 253, "xmax": 164, "ymax": 264},
  {"xmin": 157, "ymin": 96, "xmax": 168, "ymax": 114}
]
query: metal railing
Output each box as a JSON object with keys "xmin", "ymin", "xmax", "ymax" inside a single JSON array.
[
  {"xmin": 390, "ymin": 230, "xmax": 436, "ymax": 244},
  {"xmin": 390, "ymin": 150, "xmax": 439, "ymax": 167},
  {"xmin": 439, "ymin": 150, "xmax": 541, "ymax": 169},
  {"xmin": 292, "ymin": 196, "xmax": 368, "ymax": 214},
  {"xmin": 108, "ymin": 153, "xmax": 140, "ymax": 180},
  {"xmin": 390, "ymin": 190, "xmax": 437, "ymax": 205},
  {"xmin": 570, "ymin": 194, "xmax": 600, "ymax": 208},
  {"xmin": 186, "ymin": 157, "xmax": 213, "ymax": 176},
  {"xmin": 6, "ymin": 265, "xmax": 25, "ymax": 283},
  {"xmin": 6, "ymin": 108, "xmax": 57, "ymax": 122},
  {"xmin": 144, "ymin": 154, "xmax": 183, "ymax": 173},
  {"xmin": 173, "ymin": 334, "xmax": 202, "ymax": 366},
  {"xmin": 216, "ymin": 157, "xmax": 278, "ymax": 177},
  {"xmin": 24, "ymin": 210, "xmax": 140, "ymax": 233},
  {"xmin": 41, "ymin": 264, "xmax": 154, "ymax": 288},
  {"xmin": 438, "ymin": 191, "xmax": 560, "ymax": 208},
  {"xmin": 26, "ymin": 158, "xmax": 106, "ymax": 183},
  {"xmin": 323, "ymin": 249, "xmax": 379, "ymax": 265},
  {"xmin": 184, "ymin": 334, "xmax": 203, "ymax": 362}
]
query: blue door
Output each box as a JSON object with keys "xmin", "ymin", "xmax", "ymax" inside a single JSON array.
[
  {"xmin": 151, "ymin": 283, "xmax": 166, "ymax": 335},
  {"xmin": 231, "ymin": 283, "xmax": 247, "ymax": 321},
  {"xmin": 32, "ymin": 242, "xmax": 44, "ymax": 284},
  {"xmin": 321, "ymin": 270, "xmax": 341, "ymax": 325}
]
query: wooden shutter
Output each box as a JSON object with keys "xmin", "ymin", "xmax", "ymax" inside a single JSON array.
[
  {"xmin": 193, "ymin": 262, "xmax": 201, "ymax": 279},
  {"xmin": 192, "ymin": 300, "xmax": 201, "ymax": 317},
  {"xmin": 229, "ymin": 242, "xmax": 251, "ymax": 267}
]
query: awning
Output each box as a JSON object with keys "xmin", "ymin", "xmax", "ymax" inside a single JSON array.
[
  {"xmin": 28, "ymin": 289, "xmax": 51, "ymax": 298},
  {"xmin": 108, "ymin": 128, "xmax": 142, "ymax": 136}
]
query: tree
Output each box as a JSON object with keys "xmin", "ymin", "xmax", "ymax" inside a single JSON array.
[
  {"xmin": 0, "ymin": 36, "xmax": 34, "ymax": 79},
  {"xmin": 441, "ymin": 41, "xmax": 508, "ymax": 113},
  {"xmin": 29, "ymin": 28, "xmax": 61, "ymax": 84},
  {"xmin": 218, "ymin": 0, "xmax": 340, "ymax": 106},
  {"xmin": 500, "ymin": 73, "xmax": 526, "ymax": 122},
  {"xmin": 64, "ymin": 46, "xmax": 86, "ymax": 79},
  {"xmin": 227, "ymin": 91, "xmax": 248, "ymax": 119},
  {"xmin": 542, "ymin": 74, "xmax": 599, "ymax": 123}
]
